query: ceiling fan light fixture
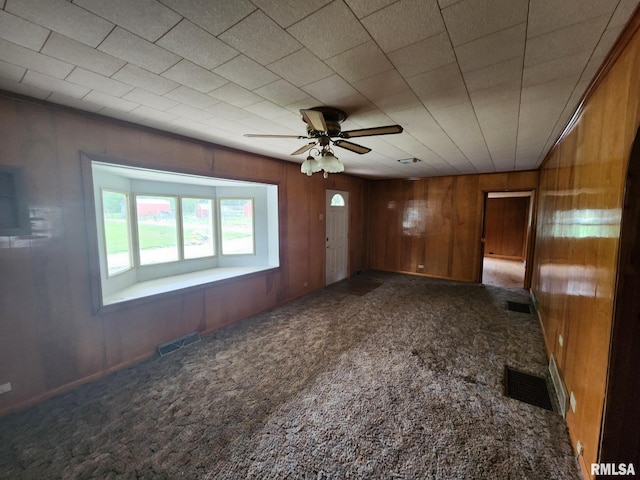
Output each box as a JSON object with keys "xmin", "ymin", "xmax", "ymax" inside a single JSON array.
[
  {"xmin": 317, "ymin": 151, "xmax": 344, "ymax": 174},
  {"xmin": 301, "ymin": 155, "xmax": 321, "ymax": 176}
]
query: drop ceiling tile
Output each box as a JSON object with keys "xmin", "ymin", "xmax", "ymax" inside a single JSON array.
[
  {"xmin": 430, "ymin": 101, "xmax": 490, "ymax": 158},
  {"xmin": 23, "ymin": 70, "xmax": 90, "ymax": 98},
  {"xmin": 164, "ymin": 85, "xmax": 221, "ymax": 111},
  {"xmin": 219, "ymin": 11, "xmax": 302, "ymax": 65},
  {"xmin": 455, "ymin": 23, "xmax": 525, "ymax": 73},
  {"xmin": 47, "ymin": 91, "xmax": 104, "ymax": 112},
  {"xmin": 521, "ymin": 77, "xmax": 578, "ymax": 104},
  {"xmin": 0, "ymin": 9, "xmax": 50, "ymax": 51},
  {"xmin": 0, "ymin": 59, "xmax": 25, "ymax": 82},
  {"xmin": 131, "ymin": 105, "xmax": 179, "ymax": 123},
  {"xmin": 388, "ymin": 32, "xmax": 455, "ymax": 78},
  {"xmin": 112, "ymin": 64, "xmax": 180, "ymax": 96},
  {"xmin": 165, "ymin": 103, "xmax": 213, "ymax": 122},
  {"xmin": 610, "ymin": 0, "xmax": 640, "ymax": 28},
  {"xmin": 122, "ymin": 88, "xmax": 178, "ymax": 110},
  {"xmin": 287, "ymin": 1, "xmax": 370, "ymax": 60},
  {"xmin": 253, "ymin": 79, "xmax": 309, "ymax": 105},
  {"xmin": 85, "ymin": 90, "xmax": 139, "ymax": 112},
  {"xmin": 468, "ymin": 79, "xmax": 520, "ymax": 108},
  {"xmin": 267, "ymin": 49, "xmax": 333, "ymax": 87},
  {"xmin": 525, "ymin": 15, "xmax": 609, "ymax": 67},
  {"xmin": 75, "ymin": 0, "xmax": 180, "ymax": 42},
  {"xmin": 463, "ymin": 56, "xmax": 522, "ymax": 92},
  {"xmin": 345, "ymin": 0, "xmax": 398, "ymax": 18},
  {"xmin": 527, "ymin": 0, "xmax": 616, "ymax": 38},
  {"xmin": 325, "ymin": 41, "xmax": 394, "ymax": 82},
  {"xmin": 0, "ymin": 76, "xmax": 51, "ymax": 99},
  {"xmin": 251, "ymin": 0, "xmax": 332, "ymax": 28},
  {"xmin": 522, "ymin": 51, "xmax": 591, "ymax": 87},
  {"xmin": 98, "ymin": 28, "xmax": 181, "ymax": 74},
  {"xmin": 6, "ymin": 0, "xmax": 113, "ymax": 47},
  {"xmin": 210, "ymin": 102, "xmax": 256, "ymax": 121},
  {"xmin": 302, "ymin": 74, "xmax": 360, "ymax": 105},
  {"xmin": 214, "ymin": 55, "xmax": 279, "ymax": 90},
  {"xmin": 419, "ymin": 83, "xmax": 470, "ymax": 111},
  {"xmin": 156, "ymin": 20, "xmax": 238, "ymax": 70},
  {"xmin": 158, "ymin": 0, "xmax": 257, "ymax": 36},
  {"xmin": 243, "ymin": 100, "xmax": 292, "ymax": 119},
  {"xmin": 374, "ymin": 89, "xmax": 423, "ymax": 114},
  {"xmin": 162, "ymin": 60, "xmax": 228, "ymax": 93},
  {"xmin": 67, "ymin": 67, "xmax": 133, "ymax": 97},
  {"xmin": 0, "ymin": 38, "xmax": 74, "ymax": 79},
  {"xmin": 361, "ymin": 0, "xmax": 445, "ymax": 52},
  {"xmin": 592, "ymin": 25, "xmax": 625, "ymax": 61},
  {"xmin": 41, "ymin": 33, "xmax": 125, "ymax": 77},
  {"xmin": 208, "ymin": 83, "xmax": 263, "ymax": 107},
  {"xmin": 354, "ymin": 70, "xmax": 408, "ymax": 100},
  {"xmin": 442, "ymin": 0, "xmax": 528, "ymax": 47},
  {"xmin": 406, "ymin": 63, "xmax": 468, "ymax": 110}
]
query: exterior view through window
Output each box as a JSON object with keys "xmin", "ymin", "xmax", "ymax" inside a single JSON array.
[
  {"xmin": 102, "ymin": 190, "xmax": 132, "ymax": 276},
  {"xmin": 135, "ymin": 195, "xmax": 179, "ymax": 265},
  {"xmin": 182, "ymin": 198, "xmax": 215, "ymax": 259},
  {"xmin": 220, "ymin": 198, "xmax": 254, "ymax": 255}
]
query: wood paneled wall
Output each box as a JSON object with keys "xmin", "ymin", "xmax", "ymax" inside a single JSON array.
[
  {"xmin": 531, "ymin": 11, "xmax": 640, "ymax": 478},
  {"xmin": 368, "ymin": 172, "xmax": 538, "ymax": 282},
  {"xmin": 484, "ymin": 197, "xmax": 529, "ymax": 259},
  {"xmin": 0, "ymin": 94, "xmax": 369, "ymax": 415}
]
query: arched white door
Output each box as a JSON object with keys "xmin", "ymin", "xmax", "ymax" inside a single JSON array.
[{"xmin": 325, "ymin": 190, "xmax": 349, "ymax": 285}]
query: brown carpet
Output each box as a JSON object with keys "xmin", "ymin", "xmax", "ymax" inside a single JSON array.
[{"xmin": 0, "ymin": 272, "xmax": 580, "ymax": 479}]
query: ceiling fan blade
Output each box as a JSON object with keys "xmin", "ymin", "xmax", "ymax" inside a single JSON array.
[
  {"xmin": 300, "ymin": 109, "xmax": 327, "ymax": 132},
  {"xmin": 290, "ymin": 142, "xmax": 316, "ymax": 155},
  {"xmin": 339, "ymin": 125, "xmax": 403, "ymax": 138},
  {"xmin": 244, "ymin": 134, "xmax": 307, "ymax": 139},
  {"xmin": 333, "ymin": 140, "xmax": 371, "ymax": 154}
]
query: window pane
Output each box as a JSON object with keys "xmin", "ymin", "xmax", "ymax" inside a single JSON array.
[
  {"xmin": 330, "ymin": 193, "xmax": 345, "ymax": 206},
  {"xmin": 136, "ymin": 195, "xmax": 179, "ymax": 265},
  {"xmin": 220, "ymin": 198, "xmax": 254, "ymax": 255},
  {"xmin": 182, "ymin": 198, "xmax": 214, "ymax": 259},
  {"xmin": 102, "ymin": 190, "xmax": 132, "ymax": 276}
]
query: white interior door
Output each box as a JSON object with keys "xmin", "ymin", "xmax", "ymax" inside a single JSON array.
[{"xmin": 326, "ymin": 190, "xmax": 349, "ymax": 285}]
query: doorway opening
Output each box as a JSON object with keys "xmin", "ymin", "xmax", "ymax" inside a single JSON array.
[{"xmin": 481, "ymin": 191, "xmax": 534, "ymax": 289}]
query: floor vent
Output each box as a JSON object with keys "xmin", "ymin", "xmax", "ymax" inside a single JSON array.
[
  {"xmin": 506, "ymin": 300, "xmax": 533, "ymax": 314},
  {"xmin": 548, "ymin": 354, "xmax": 568, "ymax": 417},
  {"xmin": 504, "ymin": 366, "xmax": 554, "ymax": 411},
  {"xmin": 157, "ymin": 332, "xmax": 201, "ymax": 357}
]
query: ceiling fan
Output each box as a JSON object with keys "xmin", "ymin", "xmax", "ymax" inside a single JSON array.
[{"xmin": 244, "ymin": 107, "xmax": 403, "ymax": 176}]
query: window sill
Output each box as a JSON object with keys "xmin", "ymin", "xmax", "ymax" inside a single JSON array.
[{"xmin": 101, "ymin": 265, "xmax": 277, "ymax": 310}]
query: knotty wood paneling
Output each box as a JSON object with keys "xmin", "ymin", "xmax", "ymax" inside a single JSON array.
[
  {"xmin": 368, "ymin": 171, "xmax": 538, "ymax": 282},
  {"xmin": 0, "ymin": 94, "xmax": 368, "ymax": 416},
  {"xmin": 531, "ymin": 10, "xmax": 640, "ymax": 478},
  {"xmin": 484, "ymin": 197, "xmax": 529, "ymax": 259}
]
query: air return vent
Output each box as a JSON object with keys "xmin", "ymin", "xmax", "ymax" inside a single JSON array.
[
  {"xmin": 548, "ymin": 354, "xmax": 568, "ymax": 417},
  {"xmin": 157, "ymin": 332, "xmax": 201, "ymax": 357}
]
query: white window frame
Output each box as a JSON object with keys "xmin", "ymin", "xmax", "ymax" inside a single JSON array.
[{"xmin": 83, "ymin": 154, "xmax": 280, "ymax": 312}]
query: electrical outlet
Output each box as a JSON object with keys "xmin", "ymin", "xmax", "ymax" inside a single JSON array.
[
  {"xmin": 0, "ymin": 382, "xmax": 12, "ymax": 394},
  {"xmin": 558, "ymin": 334, "xmax": 563, "ymax": 347},
  {"xmin": 570, "ymin": 391, "xmax": 577, "ymax": 413},
  {"xmin": 418, "ymin": 264, "xmax": 424, "ymax": 269},
  {"xmin": 576, "ymin": 440, "xmax": 584, "ymax": 456}
]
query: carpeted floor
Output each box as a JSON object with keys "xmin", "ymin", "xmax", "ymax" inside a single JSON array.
[{"xmin": 0, "ymin": 272, "xmax": 581, "ymax": 480}]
